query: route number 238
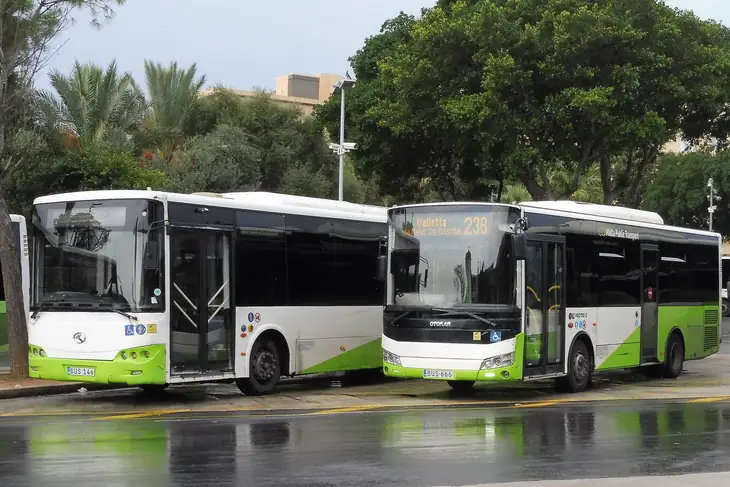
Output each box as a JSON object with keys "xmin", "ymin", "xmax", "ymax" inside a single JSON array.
[{"xmin": 463, "ymin": 216, "xmax": 488, "ymax": 235}]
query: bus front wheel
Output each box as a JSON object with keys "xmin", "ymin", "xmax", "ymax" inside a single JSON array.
[
  {"xmin": 723, "ymin": 299, "xmax": 729, "ymax": 317},
  {"xmin": 236, "ymin": 338, "xmax": 281, "ymax": 396},
  {"xmin": 557, "ymin": 340, "xmax": 592, "ymax": 393}
]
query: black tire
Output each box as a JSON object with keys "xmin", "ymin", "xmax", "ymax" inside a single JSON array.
[
  {"xmin": 236, "ymin": 338, "xmax": 281, "ymax": 396},
  {"xmin": 447, "ymin": 380, "xmax": 475, "ymax": 393},
  {"xmin": 723, "ymin": 299, "xmax": 729, "ymax": 318},
  {"xmin": 138, "ymin": 384, "xmax": 169, "ymax": 394},
  {"xmin": 660, "ymin": 333, "xmax": 684, "ymax": 379},
  {"xmin": 557, "ymin": 340, "xmax": 592, "ymax": 393}
]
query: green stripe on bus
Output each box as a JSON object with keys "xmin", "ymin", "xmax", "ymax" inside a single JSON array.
[{"xmin": 300, "ymin": 338, "xmax": 382, "ymax": 375}]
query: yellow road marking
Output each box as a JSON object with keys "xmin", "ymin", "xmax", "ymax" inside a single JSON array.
[
  {"xmin": 305, "ymin": 405, "xmax": 385, "ymax": 415},
  {"xmin": 93, "ymin": 409, "xmax": 191, "ymax": 420},
  {"xmin": 514, "ymin": 400, "xmax": 561, "ymax": 408},
  {"xmin": 686, "ymin": 395, "xmax": 730, "ymax": 404}
]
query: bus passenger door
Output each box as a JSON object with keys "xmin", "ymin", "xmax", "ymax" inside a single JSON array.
[
  {"xmin": 170, "ymin": 228, "xmax": 233, "ymax": 376},
  {"xmin": 640, "ymin": 244, "xmax": 659, "ymax": 363},
  {"xmin": 524, "ymin": 235, "xmax": 566, "ymax": 377}
]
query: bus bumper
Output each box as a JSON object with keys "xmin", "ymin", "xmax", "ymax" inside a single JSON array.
[
  {"xmin": 382, "ymin": 333, "xmax": 525, "ymax": 382},
  {"xmin": 28, "ymin": 343, "xmax": 167, "ymax": 385}
]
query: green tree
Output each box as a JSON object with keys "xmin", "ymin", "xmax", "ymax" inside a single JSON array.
[
  {"xmin": 315, "ymin": 12, "xmax": 487, "ymax": 203},
  {"xmin": 6, "ymin": 146, "xmax": 169, "ymax": 216},
  {"xmin": 145, "ymin": 124, "xmax": 261, "ymax": 194},
  {"xmin": 642, "ymin": 150, "xmax": 730, "ymax": 235},
  {"xmin": 138, "ymin": 60, "xmax": 206, "ymax": 157},
  {"xmin": 0, "ymin": 0, "xmax": 127, "ymax": 378},
  {"xmin": 318, "ymin": 1, "xmax": 730, "ymax": 205},
  {"xmin": 37, "ymin": 59, "xmax": 145, "ymax": 149},
  {"xmin": 183, "ymin": 88, "xmax": 375, "ymax": 200}
]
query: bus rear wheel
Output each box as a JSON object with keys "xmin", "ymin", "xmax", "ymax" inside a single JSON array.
[
  {"xmin": 557, "ymin": 340, "xmax": 591, "ymax": 393},
  {"xmin": 660, "ymin": 333, "xmax": 684, "ymax": 379},
  {"xmin": 447, "ymin": 380, "xmax": 475, "ymax": 393},
  {"xmin": 236, "ymin": 338, "xmax": 281, "ymax": 396},
  {"xmin": 723, "ymin": 299, "xmax": 729, "ymax": 318}
]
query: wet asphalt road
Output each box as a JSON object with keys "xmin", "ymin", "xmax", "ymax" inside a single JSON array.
[{"xmin": 0, "ymin": 399, "xmax": 729, "ymax": 487}]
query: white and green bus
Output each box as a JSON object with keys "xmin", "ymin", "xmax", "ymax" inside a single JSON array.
[
  {"xmin": 381, "ymin": 200, "xmax": 722, "ymax": 393},
  {"xmin": 0, "ymin": 214, "xmax": 30, "ymax": 368},
  {"xmin": 28, "ymin": 190, "xmax": 387, "ymax": 395}
]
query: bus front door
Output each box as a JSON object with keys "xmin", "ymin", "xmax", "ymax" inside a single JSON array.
[
  {"xmin": 524, "ymin": 235, "xmax": 566, "ymax": 378},
  {"xmin": 170, "ymin": 228, "xmax": 233, "ymax": 376},
  {"xmin": 640, "ymin": 244, "xmax": 659, "ymax": 363}
]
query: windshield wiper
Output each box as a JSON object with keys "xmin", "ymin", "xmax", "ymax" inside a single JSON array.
[
  {"xmin": 431, "ymin": 308, "xmax": 500, "ymax": 327},
  {"xmin": 385, "ymin": 308, "xmax": 419, "ymax": 326},
  {"xmin": 110, "ymin": 307, "xmax": 137, "ymax": 321},
  {"xmin": 30, "ymin": 302, "xmax": 51, "ymax": 320}
]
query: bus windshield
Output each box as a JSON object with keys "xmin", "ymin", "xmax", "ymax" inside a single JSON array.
[
  {"xmin": 387, "ymin": 204, "xmax": 521, "ymax": 309},
  {"xmin": 31, "ymin": 199, "xmax": 165, "ymax": 314}
]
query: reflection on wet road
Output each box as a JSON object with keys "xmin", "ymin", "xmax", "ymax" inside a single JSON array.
[{"xmin": 1, "ymin": 400, "xmax": 729, "ymax": 487}]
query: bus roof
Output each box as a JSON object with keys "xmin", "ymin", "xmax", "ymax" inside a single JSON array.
[
  {"xmin": 33, "ymin": 189, "xmax": 388, "ymax": 223},
  {"xmin": 520, "ymin": 200, "xmax": 665, "ymax": 225},
  {"xmin": 388, "ymin": 200, "xmax": 720, "ymax": 239},
  {"xmin": 10, "ymin": 214, "xmax": 25, "ymax": 224}
]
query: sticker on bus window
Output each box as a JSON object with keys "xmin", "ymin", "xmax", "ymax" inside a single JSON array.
[
  {"xmin": 125, "ymin": 325, "xmax": 134, "ymax": 336},
  {"xmin": 153, "ymin": 288, "xmax": 162, "ymax": 297},
  {"xmin": 254, "ymin": 313, "xmax": 261, "ymax": 323},
  {"xmin": 136, "ymin": 324, "xmax": 146, "ymax": 335},
  {"xmin": 148, "ymin": 324, "xmax": 157, "ymax": 334},
  {"xmin": 489, "ymin": 330, "xmax": 502, "ymax": 343},
  {"xmin": 247, "ymin": 312, "xmax": 254, "ymax": 322}
]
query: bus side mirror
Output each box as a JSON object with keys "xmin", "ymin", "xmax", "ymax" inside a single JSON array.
[
  {"xmin": 512, "ymin": 234, "xmax": 527, "ymax": 261},
  {"xmin": 376, "ymin": 255, "xmax": 387, "ymax": 281}
]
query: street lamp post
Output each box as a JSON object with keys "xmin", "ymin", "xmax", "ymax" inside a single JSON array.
[
  {"xmin": 330, "ymin": 76, "xmax": 356, "ymax": 201},
  {"xmin": 708, "ymin": 177, "xmax": 721, "ymax": 231}
]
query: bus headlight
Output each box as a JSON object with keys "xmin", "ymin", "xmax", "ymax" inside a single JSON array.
[
  {"xmin": 383, "ymin": 349, "xmax": 402, "ymax": 366},
  {"xmin": 480, "ymin": 352, "xmax": 514, "ymax": 370}
]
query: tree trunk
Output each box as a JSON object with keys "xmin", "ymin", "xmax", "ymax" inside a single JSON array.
[{"xmin": 0, "ymin": 189, "xmax": 28, "ymax": 378}]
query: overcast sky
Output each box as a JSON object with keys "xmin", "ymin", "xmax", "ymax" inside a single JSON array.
[{"xmin": 35, "ymin": 0, "xmax": 730, "ymax": 93}]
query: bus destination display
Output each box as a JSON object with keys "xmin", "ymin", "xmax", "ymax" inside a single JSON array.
[{"xmin": 402, "ymin": 214, "xmax": 489, "ymax": 237}]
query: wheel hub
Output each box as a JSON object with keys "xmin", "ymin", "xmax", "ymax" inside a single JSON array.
[
  {"xmin": 254, "ymin": 350, "xmax": 276, "ymax": 382},
  {"xmin": 573, "ymin": 353, "xmax": 588, "ymax": 382},
  {"xmin": 669, "ymin": 343, "xmax": 680, "ymax": 370}
]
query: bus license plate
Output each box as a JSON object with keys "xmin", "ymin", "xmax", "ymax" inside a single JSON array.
[
  {"xmin": 423, "ymin": 369, "xmax": 455, "ymax": 379},
  {"xmin": 66, "ymin": 367, "xmax": 95, "ymax": 377}
]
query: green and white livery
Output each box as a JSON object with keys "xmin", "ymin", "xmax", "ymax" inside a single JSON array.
[
  {"xmin": 28, "ymin": 190, "xmax": 387, "ymax": 395},
  {"xmin": 382, "ymin": 201, "xmax": 721, "ymax": 393}
]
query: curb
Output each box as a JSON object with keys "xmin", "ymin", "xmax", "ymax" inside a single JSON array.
[{"xmin": 0, "ymin": 383, "xmax": 125, "ymax": 400}]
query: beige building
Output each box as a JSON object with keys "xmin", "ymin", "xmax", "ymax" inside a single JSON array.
[
  {"xmin": 200, "ymin": 72, "xmax": 342, "ymax": 117},
  {"xmin": 275, "ymin": 73, "xmax": 341, "ymax": 103}
]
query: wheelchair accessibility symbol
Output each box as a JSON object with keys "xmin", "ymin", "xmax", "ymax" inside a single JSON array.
[{"xmin": 490, "ymin": 330, "xmax": 502, "ymax": 343}]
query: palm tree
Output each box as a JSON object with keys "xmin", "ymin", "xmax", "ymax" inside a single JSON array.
[
  {"xmin": 140, "ymin": 60, "xmax": 206, "ymax": 158},
  {"xmin": 37, "ymin": 60, "xmax": 146, "ymax": 149},
  {"xmin": 500, "ymin": 165, "xmax": 604, "ymax": 204}
]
